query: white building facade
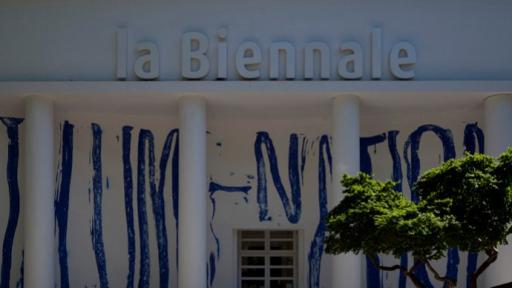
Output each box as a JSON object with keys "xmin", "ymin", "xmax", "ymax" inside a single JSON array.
[{"xmin": 0, "ymin": 0, "xmax": 512, "ymax": 287}]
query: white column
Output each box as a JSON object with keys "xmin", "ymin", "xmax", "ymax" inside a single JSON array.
[
  {"xmin": 178, "ymin": 96, "xmax": 207, "ymax": 288},
  {"xmin": 482, "ymin": 94, "xmax": 512, "ymax": 287},
  {"xmin": 23, "ymin": 95, "xmax": 55, "ymax": 288},
  {"xmin": 330, "ymin": 95, "xmax": 362, "ymax": 288}
]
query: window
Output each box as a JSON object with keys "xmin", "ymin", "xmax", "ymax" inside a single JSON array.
[{"xmin": 238, "ymin": 230, "xmax": 297, "ymax": 288}]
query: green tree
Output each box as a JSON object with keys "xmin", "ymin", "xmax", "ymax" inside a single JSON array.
[{"xmin": 324, "ymin": 148, "xmax": 512, "ymax": 288}]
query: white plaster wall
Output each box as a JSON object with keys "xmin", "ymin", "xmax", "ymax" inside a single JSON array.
[
  {"xmin": 208, "ymin": 116, "xmax": 329, "ymax": 288},
  {"xmin": 0, "ymin": 104, "xmax": 493, "ymax": 288},
  {"xmin": 55, "ymin": 111, "xmax": 180, "ymax": 288}
]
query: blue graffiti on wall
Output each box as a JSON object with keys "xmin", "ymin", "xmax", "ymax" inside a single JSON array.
[
  {"xmin": 387, "ymin": 130, "xmax": 408, "ymax": 288},
  {"xmin": 121, "ymin": 126, "xmax": 136, "ymax": 288},
  {"xmin": 15, "ymin": 250, "xmax": 22, "ymax": 288},
  {"xmin": 207, "ymin": 181, "xmax": 252, "ymax": 287},
  {"xmin": 403, "ymin": 124, "xmax": 458, "ymax": 288},
  {"xmin": 122, "ymin": 127, "xmax": 179, "ymax": 288},
  {"xmin": 139, "ymin": 129, "xmax": 170, "ymax": 288},
  {"xmin": 208, "ymin": 181, "xmax": 251, "ymax": 258},
  {"xmin": 359, "ymin": 131, "xmax": 408, "ymax": 288},
  {"xmin": 0, "ymin": 118, "xmax": 22, "ymax": 288},
  {"xmin": 254, "ymin": 132, "xmax": 303, "ymax": 223},
  {"xmin": 91, "ymin": 123, "xmax": 109, "ymax": 288},
  {"xmin": 305, "ymin": 123, "xmax": 481, "ymax": 288},
  {"xmin": 207, "ymin": 252, "xmax": 216, "ymax": 287},
  {"xmin": 0, "ymin": 120, "xmax": 487, "ymax": 288},
  {"xmin": 207, "ymin": 132, "xmax": 252, "ymax": 287},
  {"xmin": 360, "ymin": 133, "xmax": 386, "ymax": 288},
  {"xmin": 135, "ymin": 130, "xmax": 151, "ymax": 287},
  {"xmin": 307, "ymin": 135, "xmax": 331, "ymax": 288},
  {"xmin": 55, "ymin": 121, "xmax": 74, "ymax": 288},
  {"xmin": 53, "ymin": 123, "xmax": 182, "ymax": 288},
  {"xmin": 463, "ymin": 123, "xmax": 484, "ymax": 288}
]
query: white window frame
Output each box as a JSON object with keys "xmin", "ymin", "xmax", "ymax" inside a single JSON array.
[{"xmin": 238, "ymin": 230, "xmax": 298, "ymax": 288}]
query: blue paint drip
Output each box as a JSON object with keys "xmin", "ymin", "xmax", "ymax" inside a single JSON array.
[
  {"xmin": 208, "ymin": 181, "xmax": 251, "ymax": 273},
  {"xmin": 0, "ymin": 118, "xmax": 21, "ymax": 285},
  {"xmin": 307, "ymin": 135, "xmax": 332, "ymax": 288},
  {"xmin": 387, "ymin": 131, "xmax": 403, "ymax": 193},
  {"xmin": 122, "ymin": 126, "xmax": 135, "ymax": 288},
  {"xmin": 91, "ymin": 123, "xmax": 109, "ymax": 288},
  {"xmin": 161, "ymin": 129, "xmax": 180, "ymax": 275},
  {"xmin": 136, "ymin": 130, "xmax": 151, "ymax": 288},
  {"xmin": 463, "ymin": 123, "xmax": 484, "ymax": 155},
  {"xmin": 463, "ymin": 123, "xmax": 484, "ymax": 288},
  {"xmin": 208, "ymin": 253, "xmax": 216, "ymax": 287},
  {"xmin": 300, "ymin": 137, "xmax": 308, "ymax": 185},
  {"xmin": 360, "ymin": 133, "xmax": 386, "ymax": 175},
  {"xmin": 143, "ymin": 129, "xmax": 169, "ymax": 288},
  {"xmin": 15, "ymin": 250, "xmax": 22, "ymax": 288},
  {"xmin": 209, "ymin": 223, "xmax": 221, "ymax": 261},
  {"xmin": 403, "ymin": 124, "xmax": 457, "ymax": 288},
  {"xmin": 168, "ymin": 130, "xmax": 180, "ymax": 271},
  {"xmin": 0, "ymin": 118, "xmax": 22, "ymax": 288},
  {"xmin": 209, "ymin": 181, "xmax": 251, "ymax": 221},
  {"xmin": 387, "ymin": 130, "xmax": 408, "ymax": 288},
  {"xmin": 55, "ymin": 121, "xmax": 74, "ymax": 288},
  {"xmin": 254, "ymin": 132, "xmax": 302, "ymax": 223},
  {"xmin": 360, "ymin": 134, "xmax": 386, "ymax": 288}
]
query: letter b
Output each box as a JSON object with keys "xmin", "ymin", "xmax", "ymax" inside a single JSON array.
[{"xmin": 181, "ymin": 32, "xmax": 210, "ymax": 79}]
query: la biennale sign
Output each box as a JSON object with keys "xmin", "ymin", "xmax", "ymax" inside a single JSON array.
[{"xmin": 115, "ymin": 27, "xmax": 416, "ymax": 81}]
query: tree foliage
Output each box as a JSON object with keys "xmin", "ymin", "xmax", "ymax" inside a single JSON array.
[
  {"xmin": 416, "ymin": 151, "xmax": 512, "ymax": 252},
  {"xmin": 324, "ymin": 148, "xmax": 512, "ymax": 288}
]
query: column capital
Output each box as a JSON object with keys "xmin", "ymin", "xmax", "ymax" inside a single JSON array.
[
  {"xmin": 484, "ymin": 93, "xmax": 512, "ymax": 157},
  {"xmin": 332, "ymin": 94, "xmax": 360, "ymax": 105},
  {"xmin": 178, "ymin": 94, "xmax": 206, "ymax": 105},
  {"xmin": 23, "ymin": 94, "xmax": 55, "ymax": 104},
  {"xmin": 484, "ymin": 93, "xmax": 512, "ymax": 102}
]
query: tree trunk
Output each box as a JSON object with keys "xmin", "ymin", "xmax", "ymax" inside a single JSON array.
[
  {"xmin": 470, "ymin": 277, "xmax": 478, "ymax": 288},
  {"xmin": 406, "ymin": 273, "xmax": 425, "ymax": 288},
  {"xmin": 469, "ymin": 248, "xmax": 499, "ymax": 288},
  {"xmin": 406, "ymin": 259, "xmax": 426, "ymax": 288},
  {"xmin": 367, "ymin": 256, "xmax": 426, "ymax": 288}
]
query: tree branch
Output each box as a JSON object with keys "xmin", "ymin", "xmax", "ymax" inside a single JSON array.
[
  {"xmin": 425, "ymin": 261, "xmax": 456, "ymax": 287},
  {"xmin": 368, "ymin": 255, "xmax": 407, "ymax": 272}
]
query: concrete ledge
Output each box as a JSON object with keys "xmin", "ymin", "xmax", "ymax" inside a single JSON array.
[{"xmin": 0, "ymin": 81, "xmax": 511, "ymax": 117}]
